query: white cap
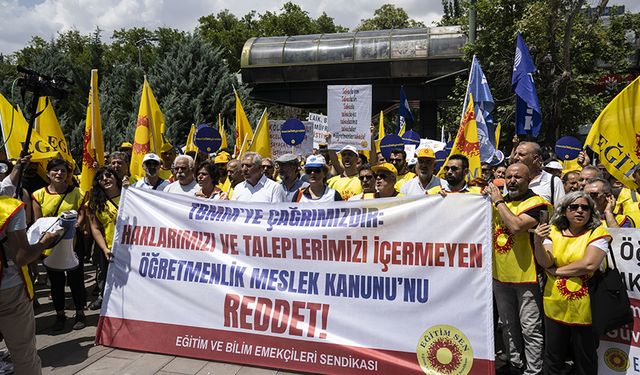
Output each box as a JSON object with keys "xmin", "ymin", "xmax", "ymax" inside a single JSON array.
[
  {"xmin": 143, "ymin": 153, "xmax": 161, "ymax": 164},
  {"xmin": 339, "ymin": 145, "xmax": 358, "ymax": 155},
  {"xmin": 304, "ymin": 155, "xmax": 326, "ymax": 168},
  {"xmin": 544, "ymin": 160, "xmax": 563, "ymax": 170}
]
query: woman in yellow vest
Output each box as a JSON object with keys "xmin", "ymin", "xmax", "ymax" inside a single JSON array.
[
  {"xmin": 87, "ymin": 167, "xmax": 121, "ymax": 311},
  {"xmin": 32, "ymin": 158, "xmax": 86, "ymax": 331},
  {"xmin": 533, "ymin": 191, "xmax": 611, "ymax": 374}
]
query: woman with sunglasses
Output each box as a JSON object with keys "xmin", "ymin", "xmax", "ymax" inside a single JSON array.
[
  {"xmin": 32, "ymin": 158, "xmax": 86, "ymax": 331},
  {"xmin": 294, "ymin": 155, "xmax": 342, "ymax": 202},
  {"xmin": 194, "ymin": 161, "xmax": 227, "ymax": 200},
  {"xmin": 533, "ymin": 191, "xmax": 611, "ymax": 374},
  {"xmin": 87, "ymin": 167, "xmax": 121, "ymax": 311}
]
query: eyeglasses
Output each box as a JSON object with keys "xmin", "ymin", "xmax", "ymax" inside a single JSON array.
[
  {"xmin": 99, "ymin": 172, "xmax": 113, "ymax": 180},
  {"xmin": 305, "ymin": 167, "xmax": 322, "ymax": 174},
  {"xmin": 359, "ymin": 174, "xmax": 374, "ymax": 181},
  {"xmin": 443, "ymin": 166, "xmax": 460, "ymax": 172},
  {"xmin": 375, "ymin": 173, "xmax": 391, "ymax": 180},
  {"xmin": 567, "ymin": 204, "xmax": 591, "ymax": 212}
]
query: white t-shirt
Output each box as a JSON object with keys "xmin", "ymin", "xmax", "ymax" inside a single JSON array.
[
  {"xmin": 1, "ymin": 208, "xmax": 26, "ymax": 290},
  {"xmin": 231, "ymin": 175, "xmax": 285, "ymax": 203},
  {"xmin": 296, "ymin": 187, "xmax": 341, "ymax": 202},
  {"xmin": 400, "ymin": 175, "xmax": 448, "ymax": 196},
  {"xmin": 164, "ymin": 179, "xmax": 199, "ymax": 195},
  {"xmin": 132, "ymin": 177, "xmax": 169, "ymax": 191},
  {"xmin": 530, "ymin": 170, "xmax": 565, "ymax": 206}
]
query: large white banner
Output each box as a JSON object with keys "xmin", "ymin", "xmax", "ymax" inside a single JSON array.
[
  {"xmin": 268, "ymin": 120, "xmax": 314, "ymax": 159},
  {"xmin": 597, "ymin": 228, "xmax": 640, "ymax": 374},
  {"xmin": 97, "ymin": 189, "xmax": 495, "ymax": 374},
  {"xmin": 327, "ymin": 85, "xmax": 372, "ymax": 150}
]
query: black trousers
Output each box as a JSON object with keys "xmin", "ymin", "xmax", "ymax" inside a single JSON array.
[
  {"xmin": 96, "ymin": 250, "xmax": 109, "ymax": 298},
  {"xmin": 544, "ymin": 316, "xmax": 598, "ymax": 375},
  {"xmin": 47, "ymin": 236, "xmax": 86, "ymax": 312}
]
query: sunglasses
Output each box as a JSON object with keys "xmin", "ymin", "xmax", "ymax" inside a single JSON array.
[
  {"xmin": 305, "ymin": 167, "xmax": 322, "ymax": 174},
  {"xmin": 567, "ymin": 204, "xmax": 591, "ymax": 212},
  {"xmin": 444, "ymin": 166, "xmax": 460, "ymax": 172},
  {"xmin": 359, "ymin": 174, "xmax": 374, "ymax": 181},
  {"xmin": 375, "ymin": 173, "xmax": 391, "ymax": 180}
]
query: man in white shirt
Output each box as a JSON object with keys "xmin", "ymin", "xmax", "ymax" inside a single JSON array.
[
  {"xmin": 512, "ymin": 141, "xmax": 564, "ymax": 205},
  {"xmin": 401, "ymin": 148, "xmax": 447, "ymax": 196},
  {"xmin": 131, "ymin": 153, "xmax": 169, "ymax": 191},
  {"xmin": 164, "ymin": 155, "xmax": 198, "ymax": 195},
  {"xmin": 232, "ymin": 152, "xmax": 284, "ymax": 203}
]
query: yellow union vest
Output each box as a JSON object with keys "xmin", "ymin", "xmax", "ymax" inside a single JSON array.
[
  {"xmin": 96, "ymin": 196, "xmax": 120, "ymax": 250},
  {"xmin": 615, "ymin": 187, "xmax": 640, "ymax": 228},
  {"xmin": 32, "ymin": 186, "xmax": 84, "ymax": 256},
  {"xmin": 394, "ymin": 171, "xmax": 416, "ymax": 192},
  {"xmin": 0, "ymin": 196, "xmax": 35, "ymax": 299},
  {"xmin": 493, "ymin": 195, "xmax": 550, "ymax": 284},
  {"xmin": 544, "ymin": 225, "xmax": 610, "ymax": 325}
]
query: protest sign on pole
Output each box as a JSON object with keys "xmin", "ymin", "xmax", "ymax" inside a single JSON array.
[
  {"xmin": 97, "ymin": 189, "xmax": 495, "ymax": 374},
  {"xmin": 327, "ymin": 85, "xmax": 372, "ymax": 150},
  {"xmin": 597, "ymin": 228, "xmax": 640, "ymax": 374},
  {"xmin": 308, "ymin": 112, "xmax": 328, "ymax": 148},
  {"xmin": 268, "ymin": 120, "xmax": 313, "ymax": 159}
]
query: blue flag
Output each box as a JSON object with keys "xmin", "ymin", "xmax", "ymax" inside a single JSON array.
[
  {"xmin": 397, "ymin": 86, "xmax": 413, "ymax": 135},
  {"xmin": 512, "ymin": 32, "xmax": 542, "ymax": 138},
  {"xmin": 463, "ymin": 55, "xmax": 500, "ymax": 164}
]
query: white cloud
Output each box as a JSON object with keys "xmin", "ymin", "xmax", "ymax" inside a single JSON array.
[{"xmin": 1, "ymin": 0, "xmax": 638, "ymax": 55}]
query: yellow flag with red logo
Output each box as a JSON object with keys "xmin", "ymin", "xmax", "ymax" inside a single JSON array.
[
  {"xmin": 79, "ymin": 69, "xmax": 104, "ymax": 193},
  {"xmin": 585, "ymin": 76, "xmax": 640, "ymax": 189},
  {"xmin": 438, "ymin": 93, "xmax": 481, "ymax": 180},
  {"xmin": 130, "ymin": 78, "xmax": 166, "ymax": 178},
  {"xmin": 35, "ymin": 97, "xmax": 75, "ymax": 169},
  {"xmin": 234, "ymin": 89, "xmax": 253, "ymax": 157},
  {"xmin": 0, "ymin": 94, "xmax": 59, "ymax": 163}
]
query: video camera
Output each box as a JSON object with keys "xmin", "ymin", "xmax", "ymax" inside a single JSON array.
[{"xmin": 16, "ymin": 65, "xmax": 71, "ymax": 99}]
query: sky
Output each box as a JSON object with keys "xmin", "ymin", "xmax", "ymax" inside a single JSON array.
[{"xmin": 1, "ymin": 0, "xmax": 638, "ymax": 55}]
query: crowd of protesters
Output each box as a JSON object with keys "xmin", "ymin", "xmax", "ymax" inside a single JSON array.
[{"xmin": 0, "ymin": 130, "xmax": 638, "ymax": 374}]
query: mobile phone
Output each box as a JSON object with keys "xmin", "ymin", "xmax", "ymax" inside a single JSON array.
[{"xmin": 540, "ymin": 210, "xmax": 549, "ymax": 224}]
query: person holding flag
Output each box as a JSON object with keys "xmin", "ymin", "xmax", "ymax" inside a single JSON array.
[{"xmin": 512, "ymin": 32, "xmax": 542, "ymax": 138}]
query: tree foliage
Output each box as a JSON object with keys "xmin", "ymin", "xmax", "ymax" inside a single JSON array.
[
  {"xmin": 355, "ymin": 4, "xmax": 425, "ymax": 31},
  {"xmin": 440, "ymin": 0, "xmax": 640, "ymax": 147}
]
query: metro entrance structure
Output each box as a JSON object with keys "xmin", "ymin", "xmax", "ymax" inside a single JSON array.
[{"xmin": 240, "ymin": 27, "xmax": 467, "ymax": 139}]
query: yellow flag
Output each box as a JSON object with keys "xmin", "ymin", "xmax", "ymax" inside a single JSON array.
[
  {"xmin": 234, "ymin": 89, "xmax": 253, "ymax": 157},
  {"xmin": 184, "ymin": 124, "xmax": 197, "ymax": 153},
  {"xmin": 248, "ymin": 109, "xmax": 271, "ymax": 158},
  {"xmin": 131, "ymin": 78, "xmax": 166, "ymax": 178},
  {"xmin": 79, "ymin": 69, "xmax": 104, "ymax": 193},
  {"xmin": 438, "ymin": 93, "xmax": 481, "ymax": 180},
  {"xmin": 219, "ymin": 113, "xmax": 228, "ymax": 151},
  {"xmin": 0, "ymin": 94, "xmax": 59, "ymax": 163},
  {"xmin": 35, "ymin": 97, "xmax": 75, "ymax": 169},
  {"xmin": 376, "ymin": 110, "xmax": 385, "ymax": 152},
  {"xmin": 494, "ymin": 122, "xmax": 501, "ymax": 150},
  {"xmin": 585, "ymin": 76, "xmax": 640, "ymax": 189}
]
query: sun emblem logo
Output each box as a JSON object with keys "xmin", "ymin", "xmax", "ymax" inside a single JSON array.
[
  {"xmin": 635, "ymin": 133, "xmax": 640, "ymax": 158},
  {"xmin": 417, "ymin": 325, "xmax": 473, "ymax": 375},
  {"xmin": 556, "ymin": 276, "xmax": 589, "ymax": 300},
  {"xmin": 493, "ymin": 225, "xmax": 514, "ymax": 254},
  {"xmin": 133, "ymin": 116, "xmax": 150, "ymax": 154},
  {"xmin": 81, "ymin": 129, "xmax": 95, "ymax": 167},
  {"xmin": 604, "ymin": 347, "xmax": 630, "ymax": 372}
]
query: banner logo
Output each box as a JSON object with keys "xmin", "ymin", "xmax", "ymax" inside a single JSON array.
[
  {"xmin": 416, "ymin": 324, "xmax": 473, "ymax": 375},
  {"xmin": 603, "ymin": 347, "xmax": 630, "ymax": 372}
]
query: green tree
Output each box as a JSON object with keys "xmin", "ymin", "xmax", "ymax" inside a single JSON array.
[
  {"xmin": 439, "ymin": 0, "xmax": 640, "ymax": 147},
  {"xmin": 355, "ymin": 4, "xmax": 426, "ymax": 31}
]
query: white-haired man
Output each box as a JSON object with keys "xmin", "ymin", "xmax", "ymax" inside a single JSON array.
[
  {"xmin": 232, "ymin": 152, "xmax": 284, "ymax": 203},
  {"xmin": 164, "ymin": 155, "xmax": 198, "ymax": 195}
]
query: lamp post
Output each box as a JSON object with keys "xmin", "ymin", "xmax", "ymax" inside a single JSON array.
[{"xmin": 135, "ymin": 37, "xmax": 159, "ymax": 69}]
